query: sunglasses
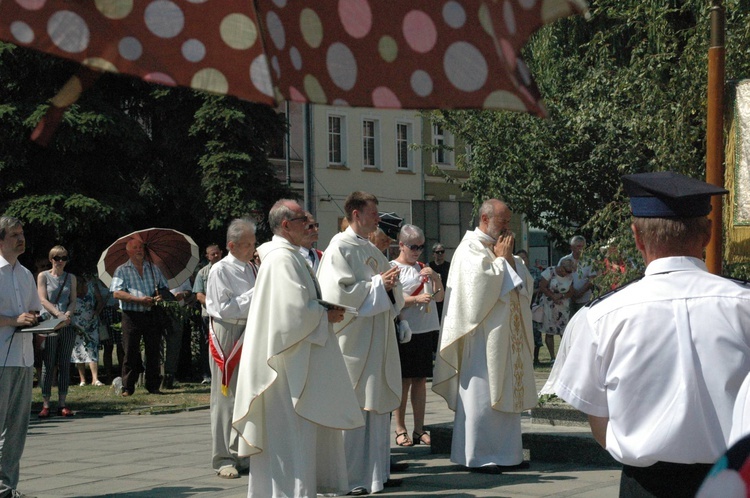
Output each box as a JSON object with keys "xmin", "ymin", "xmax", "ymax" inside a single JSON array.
[
  {"xmin": 405, "ymin": 244, "xmax": 425, "ymax": 251},
  {"xmin": 305, "ymin": 222, "xmax": 320, "ymax": 230},
  {"xmin": 288, "ymin": 216, "xmax": 308, "ymax": 224},
  {"xmin": 434, "ymin": 250, "xmax": 445, "ymax": 254},
  {"xmin": 52, "ymin": 256, "xmax": 69, "ymax": 262}
]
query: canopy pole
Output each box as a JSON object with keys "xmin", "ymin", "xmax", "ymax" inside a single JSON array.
[{"xmin": 706, "ymin": 0, "xmax": 725, "ymax": 275}]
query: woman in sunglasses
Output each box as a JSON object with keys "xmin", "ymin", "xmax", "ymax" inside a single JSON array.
[
  {"xmin": 36, "ymin": 245, "xmax": 77, "ymax": 418},
  {"xmin": 390, "ymin": 224, "xmax": 444, "ymax": 447}
]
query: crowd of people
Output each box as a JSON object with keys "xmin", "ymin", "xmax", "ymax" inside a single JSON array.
[{"xmin": 3, "ymin": 172, "xmax": 750, "ymax": 497}]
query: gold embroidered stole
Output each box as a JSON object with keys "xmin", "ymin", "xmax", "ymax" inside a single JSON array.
[{"xmin": 509, "ymin": 289, "xmax": 526, "ymax": 412}]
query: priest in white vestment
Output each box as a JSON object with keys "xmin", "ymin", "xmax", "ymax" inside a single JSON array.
[
  {"xmin": 317, "ymin": 191, "xmax": 405, "ymax": 495},
  {"xmin": 232, "ymin": 200, "xmax": 364, "ymax": 498},
  {"xmin": 433, "ymin": 199, "xmax": 537, "ymax": 472}
]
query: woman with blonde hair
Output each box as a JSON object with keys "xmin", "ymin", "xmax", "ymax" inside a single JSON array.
[{"xmin": 37, "ymin": 245, "xmax": 77, "ymax": 417}]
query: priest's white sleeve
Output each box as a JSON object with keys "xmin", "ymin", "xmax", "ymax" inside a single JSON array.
[{"xmin": 355, "ymin": 274, "xmax": 393, "ymax": 317}]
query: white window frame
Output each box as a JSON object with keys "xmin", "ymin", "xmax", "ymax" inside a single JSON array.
[
  {"xmin": 396, "ymin": 121, "xmax": 414, "ymax": 172},
  {"xmin": 328, "ymin": 114, "xmax": 347, "ymax": 166},
  {"xmin": 432, "ymin": 123, "xmax": 453, "ymax": 166},
  {"xmin": 361, "ymin": 118, "xmax": 380, "ymax": 169}
]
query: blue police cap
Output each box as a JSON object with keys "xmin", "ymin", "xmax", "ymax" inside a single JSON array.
[{"xmin": 622, "ymin": 171, "xmax": 728, "ymax": 218}]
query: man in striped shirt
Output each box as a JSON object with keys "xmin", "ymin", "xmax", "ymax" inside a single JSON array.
[{"xmin": 111, "ymin": 239, "xmax": 168, "ymax": 397}]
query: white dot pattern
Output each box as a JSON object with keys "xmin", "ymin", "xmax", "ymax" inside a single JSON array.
[
  {"xmin": 0, "ymin": 0, "xmax": 585, "ymax": 113},
  {"xmin": 144, "ymin": 1, "xmax": 184, "ymax": 39},
  {"xmin": 119, "ymin": 36, "xmax": 142, "ymax": 61},
  {"xmin": 10, "ymin": 21, "xmax": 34, "ymax": 44},
  {"xmin": 182, "ymin": 38, "xmax": 205, "ymax": 62}
]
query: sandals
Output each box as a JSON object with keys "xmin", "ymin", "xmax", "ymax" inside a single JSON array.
[
  {"xmin": 395, "ymin": 431, "xmax": 413, "ymax": 447},
  {"xmin": 217, "ymin": 466, "xmax": 239, "ymax": 479},
  {"xmin": 57, "ymin": 407, "xmax": 73, "ymax": 417},
  {"xmin": 38, "ymin": 407, "xmax": 50, "ymax": 418},
  {"xmin": 412, "ymin": 431, "xmax": 431, "ymax": 445}
]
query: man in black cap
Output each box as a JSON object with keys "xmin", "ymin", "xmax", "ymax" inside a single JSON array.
[{"xmin": 551, "ymin": 171, "xmax": 750, "ymax": 497}]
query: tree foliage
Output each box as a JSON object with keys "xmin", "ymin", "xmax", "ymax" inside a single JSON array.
[
  {"xmin": 435, "ymin": 0, "xmax": 750, "ymax": 280},
  {"xmin": 0, "ymin": 43, "xmax": 289, "ymax": 275}
]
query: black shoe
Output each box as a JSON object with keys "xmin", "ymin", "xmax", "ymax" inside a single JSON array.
[
  {"xmin": 348, "ymin": 486, "xmax": 368, "ymax": 496},
  {"xmin": 390, "ymin": 461, "xmax": 409, "ymax": 472},
  {"xmin": 161, "ymin": 374, "xmax": 174, "ymax": 390},
  {"xmin": 383, "ymin": 478, "xmax": 403, "ymax": 487},
  {"xmin": 469, "ymin": 461, "xmax": 530, "ymax": 474}
]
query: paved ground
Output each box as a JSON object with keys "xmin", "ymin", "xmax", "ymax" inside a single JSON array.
[{"xmin": 16, "ymin": 374, "xmax": 621, "ymax": 498}]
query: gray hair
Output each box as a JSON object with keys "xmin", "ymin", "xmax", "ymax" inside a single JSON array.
[
  {"xmin": 432, "ymin": 242, "xmax": 444, "ymax": 252},
  {"xmin": 569, "ymin": 235, "xmax": 586, "ymax": 246},
  {"xmin": 268, "ymin": 199, "xmax": 298, "ymax": 234},
  {"xmin": 226, "ymin": 218, "xmax": 256, "ymax": 244},
  {"xmin": 479, "ymin": 199, "xmax": 496, "ymax": 219},
  {"xmin": 399, "ymin": 224, "xmax": 424, "ymax": 244},
  {"xmin": 559, "ymin": 258, "xmax": 576, "ymax": 272},
  {"xmin": 0, "ymin": 216, "xmax": 22, "ymax": 240}
]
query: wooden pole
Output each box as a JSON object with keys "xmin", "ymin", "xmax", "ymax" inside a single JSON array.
[{"xmin": 706, "ymin": 0, "xmax": 725, "ymax": 275}]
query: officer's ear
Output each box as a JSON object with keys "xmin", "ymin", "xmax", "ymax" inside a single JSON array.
[{"xmin": 631, "ymin": 223, "xmax": 646, "ymax": 255}]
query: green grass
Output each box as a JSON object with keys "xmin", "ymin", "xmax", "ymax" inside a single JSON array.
[{"xmin": 32, "ymin": 380, "xmax": 211, "ymax": 415}]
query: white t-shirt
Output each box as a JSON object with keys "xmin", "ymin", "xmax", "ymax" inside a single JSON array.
[{"xmin": 391, "ymin": 260, "xmax": 440, "ymax": 334}]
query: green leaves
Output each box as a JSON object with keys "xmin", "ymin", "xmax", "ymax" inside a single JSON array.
[
  {"xmin": 438, "ymin": 1, "xmax": 750, "ymax": 280},
  {"xmin": 0, "ymin": 45, "xmax": 290, "ymax": 272}
]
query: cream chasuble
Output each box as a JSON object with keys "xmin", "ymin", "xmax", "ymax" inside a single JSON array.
[
  {"xmin": 232, "ymin": 236, "xmax": 364, "ymax": 460},
  {"xmin": 433, "ymin": 229, "xmax": 537, "ymax": 414}
]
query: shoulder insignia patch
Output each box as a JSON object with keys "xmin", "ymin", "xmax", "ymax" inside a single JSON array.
[{"xmin": 586, "ymin": 277, "xmax": 644, "ymax": 309}]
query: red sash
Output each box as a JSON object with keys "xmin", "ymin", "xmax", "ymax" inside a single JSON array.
[
  {"xmin": 410, "ymin": 262, "xmax": 428, "ymax": 296},
  {"xmin": 209, "ymin": 318, "xmax": 244, "ymax": 396}
]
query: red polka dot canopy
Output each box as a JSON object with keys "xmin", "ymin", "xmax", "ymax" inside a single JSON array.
[{"xmin": 0, "ymin": 0, "xmax": 587, "ymax": 115}]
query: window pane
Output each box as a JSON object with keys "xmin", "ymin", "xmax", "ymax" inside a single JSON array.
[
  {"xmin": 329, "ymin": 116, "xmax": 342, "ymax": 163},
  {"xmin": 397, "ymin": 123, "xmax": 409, "ymax": 170},
  {"xmin": 433, "ymin": 123, "xmax": 446, "ymax": 163},
  {"xmin": 363, "ymin": 120, "xmax": 375, "ymax": 167}
]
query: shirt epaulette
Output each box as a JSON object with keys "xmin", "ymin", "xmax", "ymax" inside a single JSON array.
[
  {"xmin": 585, "ymin": 277, "xmax": 644, "ymax": 309},
  {"xmin": 721, "ymin": 275, "xmax": 750, "ymax": 287}
]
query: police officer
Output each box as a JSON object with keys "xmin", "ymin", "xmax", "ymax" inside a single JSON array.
[{"xmin": 553, "ymin": 171, "xmax": 750, "ymax": 497}]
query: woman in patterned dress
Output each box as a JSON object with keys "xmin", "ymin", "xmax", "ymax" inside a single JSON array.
[
  {"xmin": 71, "ymin": 276, "xmax": 103, "ymax": 386},
  {"xmin": 538, "ymin": 258, "xmax": 576, "ymax": 362}
]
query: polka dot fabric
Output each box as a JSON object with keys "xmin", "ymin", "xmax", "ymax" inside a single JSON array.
[{"xmin": 0, "ymin": 0, "xmax": 587, "ymax": 113}]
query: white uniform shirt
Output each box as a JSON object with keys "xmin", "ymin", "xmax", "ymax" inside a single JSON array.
[
  {"xmin": 205, "ymin": 253, "xmax": 257, "ymax": 321},
  {"xmin": 556, "ymin": 256, "xmax": 750, "ymax": 466},
  {"xmin": 0, "ymin": 256, "xmax": 41, "ymax": 367},
  {"xmin": 391, "ymin": 260, "xmax": 439, "ymax": 334}
]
